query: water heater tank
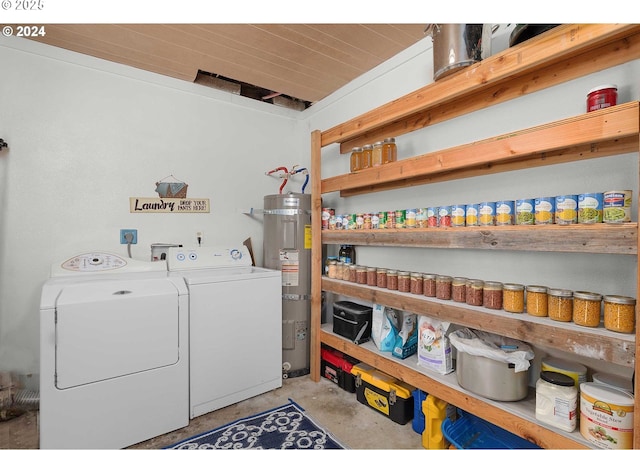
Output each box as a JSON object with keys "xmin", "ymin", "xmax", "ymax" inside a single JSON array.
[{"xmin": 263, "ymin": 193, "xmax": 311, "ymax": 378}]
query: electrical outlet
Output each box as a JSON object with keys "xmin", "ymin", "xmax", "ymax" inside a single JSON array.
[{"xmin": 120, "ymin": 229, "xmax": 138, "ymax": 244}]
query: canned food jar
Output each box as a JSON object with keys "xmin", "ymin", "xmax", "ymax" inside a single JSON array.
[
  {"xmin": 427, "ymin": 207, "xmax": 439, "ymax": 227},
  {"xmin": 603, "ymin": 295, "xmax": 636, "ymax": 333},
  {"xmin": 438, "ymin": 206, "xmax": 452, "ymax": 227},
  {"xmin": 366, "ymin": 266, "xmax": 377, "ymax": 286},
  {"xmin": 355, "ymin": 265, "xmax": 367, "ymax": 284},
  {"xmin": 483, "ymin": 281, "xmax": 503, "ymax": 310},
  {"xmin": 526, "ymin": 285, "xmax": 549, "ymax": 317},
  {"xmin": 435, "ymin": 275, "xmax": 452, "ymax": 300},
  {"xmin": 452, "ymin": 277, "xmax": 468, "ymax": 302},
  {"xmin": 587, "ymin": 84, "xmax": 618, "ymax": 112},
  {"xmin": 555, "ymin": 195, "xmax": 578, "ymax": 225},
  {"xmin": 382, "ymin": 137, "xmax": 397, "ymax": 163},
  {"xmin": 536, "ymin": 371, "xmax": 578, "ymax": 433},
  {"xmin": 372, "ymin": 141, "xmax": 384, "ymax": 167},
  {"xmin": 327, "ymin": 259, "xmax": 337, "ymax": 278},
  {"xmin": 515, "ymin": 199, "xmax": 535, "ymax": 225},
  {"xmin": 465, "ymin": 203, "xmax": 480, "ymax": 226},
  {"xmin": 548, "ymin": 288, "xmax": 573, "ymax": 322},
  {"xmin": 451, "ymin": 204, "xmax": 466, "ymax": 227},
  {"xmin": 603, "ymin": 190, "xmax": 632, "ymax": 223},
  {"xmin": 478, "ymin": 202, "xmax": 496, "ymax": 226},
  {"xmin": 386, "ymin": 269, "xmax": 398, "ymax": 290},
  {"xmin": 410, "ymin": 272, "xmax": 424, "ymax": 295},
  {"xmin": 466, "ymin": 279, "xmax": 484, "ymax": 306},
  {"xmin": 334, "ymin": 214, "xmax": 343, "ymax": 230},
  {"xmin": 348, "ymin": 264, "xmax": 357, "ymax": 283},
  {"xmin": 335, "ymin": 261, "xmax": 344, "ymax": 280},
  {"xmin": 398, "ymin": 271, "xmax": 411, "ymax": 292},
  {"xmin": 416, "ymin": 208, "xmax": 428, "ymax": 228},
  {"xmin": 349, "ymin": 147, "xmax": 363, "ymax": 173},
  {"xmin": 342, "ymin": 263, "xmax": 353, "ymax": 281},
  {"xmin": 503, "ymin": 283, "xmax": 525, "ymax": 313},
  {"xmin": 423, "ymin": 273, "xmax": 437, "ymax": 297},
  {"xmin": 395, "ymin": 210, "xmax": 406, "ymax": 229},
  {"xmin": 535, "ymin": 197, "xmax": 555, "ymax": 225},
  {"xmin": 495, "ymin": 200, "xmax": 514, "ymax": 226},
  {"xmin": 361, "ymin": 144, "xmax": 373, "ymax": 169},
  {"xmin": 573, "ymin": 291, "xmax": 603, "ymax": 327},
  {"xmin": 376, "ymin": 268, "xmax": 387, "ymax": 288},
  {"xmin": 406, "ymin": 208, "xmax": 417, "ymax": 228},
  {"xmin": 578, "ymin": 193, "xmax": 604, "ymax": 224}
]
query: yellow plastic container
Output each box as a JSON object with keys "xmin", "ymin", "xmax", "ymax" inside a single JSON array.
[{"xmin": 422, "ymin": 395, "xmax": 454, "ymax": 449}]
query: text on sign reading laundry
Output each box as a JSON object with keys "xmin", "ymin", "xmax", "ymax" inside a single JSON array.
[{"xmin": 129, "ymin": 198, "xmax": 210, "ymax": 213}]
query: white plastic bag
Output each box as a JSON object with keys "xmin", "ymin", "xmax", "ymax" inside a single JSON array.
[{"xmin": 449, "ymin": 328, "xmax": 534, "ymax": 372}]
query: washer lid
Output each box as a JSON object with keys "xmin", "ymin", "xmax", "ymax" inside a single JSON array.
[{"xmin": 180, "ymin": 266, "xmax": 281, "ymax": 285}]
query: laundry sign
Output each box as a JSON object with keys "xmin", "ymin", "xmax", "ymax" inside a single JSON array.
[
  {"xmin": 130, "ymin": 175, "xmax": 210, "ymax": 213},
  {"xmin": 129, "ymin": 197, "xmax": 210, "ymax": 213}
]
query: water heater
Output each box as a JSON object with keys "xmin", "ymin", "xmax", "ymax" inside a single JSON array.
[{"xmin": 263, "ymin": 193, "xmax": 311, "ymax": 378}]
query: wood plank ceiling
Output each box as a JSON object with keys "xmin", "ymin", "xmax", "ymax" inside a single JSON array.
[{"xmin": 30, "ymin": 24, "xmax": 429, "ymax": 106}]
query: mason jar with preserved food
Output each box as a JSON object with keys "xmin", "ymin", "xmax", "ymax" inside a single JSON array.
[
  {"xmin": 356, "ymin": 265, "xmax": 367, "ymax": 284},
  {"xmin": 436, "ymin": 275, "xmax": 453, "ymax": 300},
  {"xmin": 387, "ymin": 269, "xmax": 398, "ymax": 290},
  {"xmin": 327, "ymin": 259, "xmax": 337, "ymax": 278},
  {"xmin": 526, "ymin": 285, "xmax": 549, "ymax": 317},
  {"xmin": 349, "ymin": 147, "xmax": 363, "ymax": 173},
  {"xmin": 376, "ymin": 268, "xmax": 387, "ymax": 288},
  {"xmin": 398, "ymin": 271, "xmax": 411, "ymax": 292},
  {"xmin": 410, "ymin": 272, "xmax": 424, "ymax": 295},
  {"xmin": 335, "ymin": 262, "xmax": 344, "ymax": 281},
  {"xmin": 366, "ymin": 267, "xmax": 377, "ymax": 286},
  {"xmin": 548, "ymin": 288, "xmax": 573, "ymax": 322},
  {"xmin": 452, "ymin": 277, "xmax": 468, "ymax": 302},
  {"xmin": 466, "ymin": 279, "xmax": 484, "ymax": 306},
  {"xmin": 603, "ymin": 295, "xmax": 636, "ymax": 333},
  {"xmin": 423, "ymin": 273, "xmax": 437, "ymax": 297},
  {"xmin": 342, "ymin": 263, "xmax": 353, "ymax": 281},
  {"xmin": 483, "ymin": 281, "xmax": 503, "ymax": 309},
  {"xmin": 573, "ymin": 291, "xmax": 602, "ymax": 327},
  {"xmin": 382, "ymin": 137, "xmax": 397, "ymax": 163},
  {"xmin": 372, "ymin": 141, "xmax": 384, "ymax": 167},
  {"xmin": 361, "ymin": 144, "xmax": 373, "ymax": 169},
  {"xmin": 503, "ymin": 283, "xmax": 525, "ymax": 313},
  {"xmin": 348, "ymin": 264, "xmax": 357, "ymax": 283}
]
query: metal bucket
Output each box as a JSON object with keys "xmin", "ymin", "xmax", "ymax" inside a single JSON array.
[{"xmin": 426, "ymin": 24, "xmax": 490, "ymax": 81}]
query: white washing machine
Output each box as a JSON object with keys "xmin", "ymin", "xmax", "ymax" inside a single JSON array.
[
  {"xmin": 167, "ymin": 245, "xmax": 282, "ymax": 419},
  {"xmin": 39, "ymin": 252, "xmax": 189, "ymax": 449}
]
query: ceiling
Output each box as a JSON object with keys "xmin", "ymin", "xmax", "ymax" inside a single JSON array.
[{"xmin": 30, "ymin": 24, "xmax": 429, "ymax": 108}]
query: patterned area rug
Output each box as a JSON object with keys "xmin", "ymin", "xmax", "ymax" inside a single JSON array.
[{"xmin": 165, "ymin": 399, "xmax": 346, "ymax": 449}]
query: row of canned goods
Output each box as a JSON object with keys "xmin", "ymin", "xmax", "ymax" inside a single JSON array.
[
  {"xmin": 321, "ymin": 191, "xmax": 632, "ymax": 229},
  {"xmin": 325, "ymin": 261, "xmax": 636, "ymax": 334}
]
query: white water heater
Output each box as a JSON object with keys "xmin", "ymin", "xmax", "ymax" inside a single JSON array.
[{"xmin": 263, "ymin": 193, "xmax": 311, "ymax": 378}]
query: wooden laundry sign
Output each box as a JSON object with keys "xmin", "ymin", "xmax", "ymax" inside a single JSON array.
[{"xmin": 129, "ymin": 197, "xmax": 210, "ymax": 213}]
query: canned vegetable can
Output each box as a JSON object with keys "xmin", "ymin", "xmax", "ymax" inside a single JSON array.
[
  {"xmin": 515, "ymin": 199, "xmax": 535, "ymax": 225},
  {"xmin": 416, "ymin": 208, "xmax": 428, "ymax": 228},
  {"xmin": 603, "ymin": 190, "xmax": 632, "ymax": 223},
  {"xmin": 438, "ymin": 205, "xmax": 452, "ymax": 227},
  {"xmin": 535, "ymin": 197, "xmax": 555, "ymax": 225},
  {"xmin": 395, "ymin": 210, "xmax": 406, "ymax": 228},
  {"xmin": 451, "ymin": 204, "xmax": 466, "ymax": 227},
  {"xmin": 555, "ymin": 195, "xmax": 578, "ymax": 225},
  {"xmin": 495, "ymin": 200, "xmax": 514, "ymax": 226},
  {"xmin": 427, "ymin": 207, "xmax": 439, "ymax": 227},
  {"xmin": 405, "ymin": 208, "xmax": 417, "ymax": 228},
  {"xmin": 465, "ymin": 204, "xmax": 479, "ymax": 226},
  {"xmin": 578, "ymin": 193, "xmax": 603, "ymax": 224},
  {"xmin": 478, "ymin": 202, "xmax": 496, "ymax": 226}
]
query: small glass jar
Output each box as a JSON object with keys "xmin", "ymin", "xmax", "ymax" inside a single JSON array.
[
  {"xmin": 603, "ymin": 295, "xmax": 636, "ymax": 333},
  {"xmin": 349, "ymin": 147, "xmax": 363, "ymax": 172},
  {"xmin": 327, "ymin": 260, "xmax": 337, "ymax": 278},
  {"xmin": 435, "ymin": 275, "xmax": 452, "ymax": 300},
  {"xmin": 348, "ymin": 264, "xmax": 357, "ymax": 283},
  {"xmin": 341, "ymin": 263, "xmax": 352, "ymax": 281},
  {"xmin": 526, "ymin": 285, "xmax": 548, "ymax": 317},
  {"xmin": 386, "ymin": 269, "xmax": 398, "ymax": 290},
  {"xmin": 503, "ymin": 283, "xmax": 525, "ymax": 313},
  {"xmin": 573, "ymin": 291, "xmax": 603, "ymax": 327},
  {"xmin": 452, "ymin": 277, "xmax": 468, "ymax": 303},
  {"xmin": 383, "ymin": 137, "xmax": 397, "ymax": 163},
  {"xmin": 372, "ymin": 141, "xmax": 384, "ymax": 167},
  {"xmin": 376, "ymin": 268, "xmax": 387, "ymax": 288},
  {"xmin": 361, "ymin": 144, "xmax": 373, "ymax": 169},
  {"xmin": 398, "ymin": 271, "xmax": 411, "ymax": 293},
  {"xmin": 466, "ymin": 279, "xmax": 484, "ymax": 306},
  {"xmin": 355, "ymin": 265, "xmax": 367, "ymax": 285},
  {"xmin": 410, "ymin": 272, "xmax": 424, "ymax": 295},
  {"xmin": 335, "ymin": 261, "xmax": 344, "ymax": 281},
  {"xmin": 366, "ymin": 267, "xmax": 377, "ymax": 286},
  {"xmin": 548, "ymin": 288, "xmax": 573, "ymax": 322},
  {"xmin": 423, "ymin": 273, "xmax": 437, "ymax": 297},
  {"xmin": 483, "ymin": 281, "xmax": 503, "ymax": 310}
]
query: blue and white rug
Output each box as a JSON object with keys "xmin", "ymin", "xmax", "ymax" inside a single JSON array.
[{"xmin": 165, "ymin": 399, "xmax": 346, "ymax": 449}]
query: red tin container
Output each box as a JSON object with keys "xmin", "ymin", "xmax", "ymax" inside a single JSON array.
[{"xmin": 587, "ymin": 85, "xmax": 617, "ymax": 112}]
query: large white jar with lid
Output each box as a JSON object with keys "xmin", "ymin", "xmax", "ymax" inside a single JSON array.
[{"xmin": 536, "ymin": 371, "xmax": 578, "ymax": 432}]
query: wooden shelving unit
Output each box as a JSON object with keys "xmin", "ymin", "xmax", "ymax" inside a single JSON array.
[{"xmin": 310, "ymin": 24, "xmax": 640, "ymax": 449}]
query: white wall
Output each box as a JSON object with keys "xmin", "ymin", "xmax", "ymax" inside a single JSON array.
[{"xmin": 0, "ymin": 37, "xmax": 308, "ymax": 376}]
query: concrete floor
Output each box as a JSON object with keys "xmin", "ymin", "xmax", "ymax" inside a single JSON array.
[{"xmin": 0, "ymin": 375, "xmax": 423, "ymax": 449}]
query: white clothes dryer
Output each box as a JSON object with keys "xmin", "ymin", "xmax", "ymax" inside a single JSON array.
[
  {"xmin": 167, "ymin": 246, "xmax": 282, "ymax": 419},
  {"xmin": 40, "ymin": 252, "xmax": 189, "ymax": 449}
]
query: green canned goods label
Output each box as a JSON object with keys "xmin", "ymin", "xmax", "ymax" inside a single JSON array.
[{"xmin": 395, "ymin": 210, "xmax": 406, "ymax": 228}]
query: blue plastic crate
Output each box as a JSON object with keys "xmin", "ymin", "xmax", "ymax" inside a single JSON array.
[
  {"xmin": 442, "ymin": 411, "xmax": 540, "ymax": 449},
  {"xmin": 411, "ymin": 389, "xmax": 427, "ymax": 434}
]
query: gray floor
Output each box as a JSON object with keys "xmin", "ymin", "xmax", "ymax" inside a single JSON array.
[{"xmin": 0, "ymin": 375, "xmax": 423, "ymax": 449}]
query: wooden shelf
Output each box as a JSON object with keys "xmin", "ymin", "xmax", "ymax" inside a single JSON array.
[
  {"xmin": 322, "ymin": 102, "xmax": 640, "ymax": 196},
  {"xmin": 322, "ymin": 223, "xmax": 638, "ymax": 255},
  {"xmin": 323, "ymin": 277, "xmax": 635, "ymax": 368},
  {"xmin": 321, "ymin": 326, "xmax": 590, "ymax": 449}
]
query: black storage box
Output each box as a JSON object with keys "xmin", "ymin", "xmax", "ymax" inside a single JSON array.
[
  {"xmin": 333, "ymin": 301, "xmax": 372, "ymax": 344},
  {"xmin": 320, "ymin": 346, "xmax": 359, "ymax": 392}
]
